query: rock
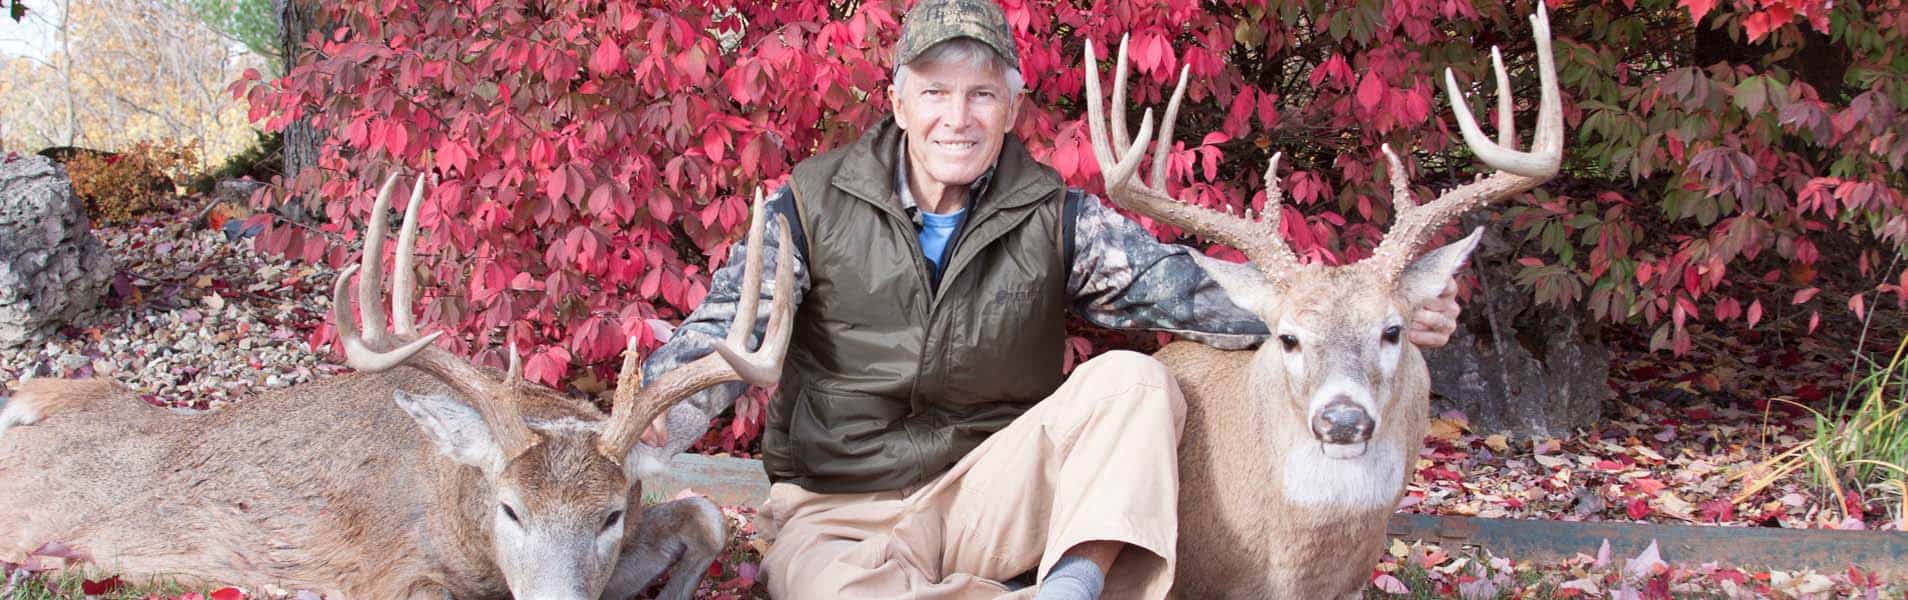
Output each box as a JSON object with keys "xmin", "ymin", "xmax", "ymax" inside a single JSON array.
[
  {"xmin": 214, "ymin": 178, "xmax": 265, "ymax": 206},
  {"xmin": 0, "ymin": 155, "xmax": 114, "ymax": 348},
  {"xmin": 1423, "ymin": 214, "xmax": 1609, "ymax": 438}
]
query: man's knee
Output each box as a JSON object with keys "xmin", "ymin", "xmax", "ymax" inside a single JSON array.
[{"xmin": 1072, "ymin": 350, "xmax": 1185, "ymax": 427}]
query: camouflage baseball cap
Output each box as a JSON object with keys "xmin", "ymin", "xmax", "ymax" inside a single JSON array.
[{"xmin": 895, "ymin": 0, "xmax": 1019, "ymax": 68}]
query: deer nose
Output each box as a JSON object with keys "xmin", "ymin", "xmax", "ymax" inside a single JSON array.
[{"xmin": 1311, "ymin": 398, "xmax": 1374, "ymax": 444}]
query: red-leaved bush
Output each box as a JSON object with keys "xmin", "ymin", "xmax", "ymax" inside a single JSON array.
[{"xmin": 235, "ymin": 0, "xmax": 1906, "ymax": 452}]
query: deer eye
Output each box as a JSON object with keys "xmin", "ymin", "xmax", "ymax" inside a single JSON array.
[
  {"xmin": 603, "ymin": 510, "xmax": 624, "ymax": 532},
  {"xmin": 1278, "ymin": 334, "xmax": 1300, "ymax": 352},
  {"xmin": 500, "ymin": 504, "xmax": 522, "ymax": 524},
  {"xmin": 1382, "ymin": 325, "xmax": 1402, "ymax": 344}
]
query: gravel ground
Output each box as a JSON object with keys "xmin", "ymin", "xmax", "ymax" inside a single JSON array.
[{"xmin": 0, "ymin": 219, "xmax": 343, "ymax": 408}]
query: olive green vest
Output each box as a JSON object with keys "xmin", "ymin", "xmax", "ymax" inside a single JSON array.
[{"xmin": 761, "ymin": 118, "xmax": 1070, "ymax": 493}]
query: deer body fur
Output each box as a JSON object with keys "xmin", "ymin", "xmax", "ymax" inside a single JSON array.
[
  {"xmin": 0, "ymin": 370, "xmax": 720, "ymax": 599},
  {"xmin": 1079, "ymin": 5, "xmax": 1562, "ymax": 597},
  {"xmin": 0, "ymin": 177, "xmax": 799, "ymax": 600}
]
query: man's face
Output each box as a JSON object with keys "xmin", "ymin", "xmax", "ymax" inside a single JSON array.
[{"xmin": 890, "ymin": 58, "xmax": 1023, "ymax": 190}]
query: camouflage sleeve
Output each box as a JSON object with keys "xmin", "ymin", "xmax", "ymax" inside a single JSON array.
[
  {"xmin": 631, "ymin": 186, "xmax": 809, "ymax": 470},
  {"xmin": 1066, "ymin": 193, "xmax": 1268, "ymax": 350}
]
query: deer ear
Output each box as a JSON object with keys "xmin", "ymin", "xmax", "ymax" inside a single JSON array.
[
  {"xmin": 394, "ymin": 390, "xmax": 506, "ymax": 475},
  {"xmin": 1189, "ymin": 253, "xmax": 1277, "ymax": 313},
  {"xmin": 1399, "ymin": 227, "xmax": 1484, "ymax": 307}
]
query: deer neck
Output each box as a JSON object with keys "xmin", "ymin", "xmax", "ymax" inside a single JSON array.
[{"xmin": 419, "ymin": 450, "xmax": 510, "ymax": 594}]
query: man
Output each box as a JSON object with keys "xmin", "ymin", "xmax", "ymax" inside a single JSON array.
[{"xmin": 632, "ymin": 1, "xmax": 1462, "ymax": 597}]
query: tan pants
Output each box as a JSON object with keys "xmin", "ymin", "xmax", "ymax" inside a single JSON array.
[{"xmin": 758, "ymin": 351, "xmax": 1187, "ymax": 600}]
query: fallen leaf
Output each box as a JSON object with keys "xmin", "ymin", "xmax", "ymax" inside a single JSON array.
[
  {"xmin": 1560, "ymin": 576, "xmax": 1601, "ymax": 594},
  {"xmin": 1594, "ymin": 539, "xmax": 1612, "ymax": 568},
  {"xmin": 1534, "ymin": 454, "xmax": 1570, "ymax": 469},
  {"xmin": 1485, "ymin": 434, "xmax": 1510, "ymax": 453},
  {"xmin": 1428, "ymin": 418, "xmax": 1467, "ymax": 442},
  {"xmin": 80, "ymin": 576, "xmax": 125, "ymax": 594},
  {"xmin": 1657, "ymin": 491, "xmax": 1697, "ymax": 521},
  {"xmin": 210, "ymin": 587, "xmax": 246, "ymax": 600},
  {"xmin": 1372, "ymin": 572, "xmax": 1410, "ymax": 594},
  {"xmin": 1623, "ymin": 540, "xmax": 1668, "ymax": 581},
  {"xmin": 1626, "ymin": 497, "xmax": 1651, "ymax": 519}
]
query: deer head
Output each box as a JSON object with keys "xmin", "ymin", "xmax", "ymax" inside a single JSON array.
[
  {"xmin": 1083, "ymin": 5, "xmax": 1562, "ymax": 459},
  {"xmin": 333, "ymin": 176, "xmax": 794, "ymax": 599}
]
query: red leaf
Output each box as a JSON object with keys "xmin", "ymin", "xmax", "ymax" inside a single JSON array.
[
  {"xmin": 384, "ymin": 121, "xmax": 409, "ymax": 156},
  {"xmin": 1680, "ymin": 0, "xmax": 1717, "ymax": 23},
  {"xmin": 1746, "ymin": 299, "xmax": 1764, "ymax": 327},
  {"xmin": 1698, "ymin": 499, "xmax": 1735, "ymax": 523},
  {"xmin": 1849, "ymin": 293, "xmax": 1866, "ymax": 319},
  {"xmin": 1626, "ymin": 497, "xmax": 1651, "ymax": 519},
  {"xmin": 1742, "ymin": 11, "xmax": 1777, "ymax": 41},
  {"xmin": 1356, "ymin": 72, "xmax": 1386, "ymax": 112},
  {"xmin": 210, "ymin": 587, "xmax": 247, "ymax": 600},
  {"xmin": 590, "ymin": 37, "xmax": 626, "ymax": 75},
  {"xmin": 1792, "ymin": 287, "xmax": 1819, "ymax": 304},
  {"xmin": 524, "ymin": 345, "xmax": 573, "ymax": 386},
  {"xmin": 81, "ymin": 576, "xmax": 126, "ymax": 594}
]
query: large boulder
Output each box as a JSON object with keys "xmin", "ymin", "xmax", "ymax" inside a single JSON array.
[
  {"xmin": 1423, "ymin": 215, "xmax": 1609, "ymax": 438},
  {"xmin": 0, "ymin": 154, "xmax": 114, "ymax": 347}
]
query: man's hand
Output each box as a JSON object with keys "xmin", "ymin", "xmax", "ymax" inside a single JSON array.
[
  {"xmin": 1408, "ymin": 277, "xmax": 1461, "ymax": 348},
  {"xmin": 641, "ymin": 414, "xmax": 670, "ymax": 448}
]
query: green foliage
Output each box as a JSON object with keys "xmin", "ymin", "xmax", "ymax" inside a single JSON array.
[
  {"xmin": 188, "ymin": 0, "xmax": 281, "ymax": 74},
  {"xmin": 0, "ymin": 571, "xmax": 194, "ymax": 600},
  {"xmin": 1804, "ymin": 338, "xmax": 1908, "ymax": 520},
  {"xmin": 1512, "ymin": 0, "xmax": 1908, "ymax": 354},
  {"xmin": 188, "ymin": 130, "xmax": 281, "ymax": 194},
  {"xmin": 65, "ymin": 139, "xmax": 198, "ymax": 225}
]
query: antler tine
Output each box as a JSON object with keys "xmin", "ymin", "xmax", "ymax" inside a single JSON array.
[
  {"xmin": 357, "ymin": 174, "xmax": 401, "ymax": 345},
  {"xmin": 598, "ymin": 335, "xmax": 647, "ymax": 463},
  {"xmin": 1109, "ymin": 35, "xmax": 1133, "ymax": 160},
  {"xmin": 1148, "ymin": 64, "xmax": 1191, "ymax": 188},
  {"xmin": 334, "ymin": 171, "xmax": 537, "ymax": 458},
  {"xmin": 335, "ymin": 172, "xmax": 442, "ymax": 372},
  {"xmin": 708, "ymin": 214, "xmax": 796, "ymax": 385},
  {"xmin": 727, "ymin": 188, "xmax": 769, "ymax": 347},
  {"xmin": 1083, "ymin": 39, "xmax": 1300, "ymax": 278},
  {"xmin": 1491, "ymin": 47, "xmax": 1515, "ymax": 150},
  {"xmin": 1083, "ymin": 39, "xmax": 1154, "ymax": 188},
  {"xmin": 1380, "ymin": 144, "xmax": 1412, "ymax": 208},
  {"xmin": 334, "ymin": 266, "xmax": 442, "ymax": 371},
  {"xmin": 597, "ymin": 211, "xmax": 798, "ymax": 465},
  {"xmin": 391, "ymin": 175, "xmax": 426, "ymax": 336},
  {"xmin": 1443, "ymin": 1, "xmax": 1561, "ymax": 178},
  {"xmin": 506, "ymin": 341, "xmax": 522, "ymax": 382},
  {"xmin": 1367, "ymin": 3, "xmax": 1564, "ymax": 279}
]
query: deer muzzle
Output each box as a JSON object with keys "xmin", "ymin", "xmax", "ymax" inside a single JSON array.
[{"xmin": 1311, "ymin": 398, "xmax": 1375, "ymax": 451}]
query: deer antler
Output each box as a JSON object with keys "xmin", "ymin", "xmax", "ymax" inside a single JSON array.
[
  {"xmin": 596, "ymin": 188, "xmax": 796, "ymax": 464},
  {"xmin": 1083, "ymin": 36, "xmax": 1302, "ymax": 280},
  {"xmin": 335, "ymin": 172, "xmax": 543, "ymax": 458},
  {"xmin": 1365, "ymin": 2, "xmax": 1563, "ymax": 280}
]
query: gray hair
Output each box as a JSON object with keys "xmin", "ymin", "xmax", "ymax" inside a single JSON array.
[{"xmin": 893, "ymin": 37, "xmax": 1025, "ymax": 96}]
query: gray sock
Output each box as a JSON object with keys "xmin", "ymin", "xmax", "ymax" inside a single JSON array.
[{"xmin": 1036, "ymin": 556, "xmax": 1105, "ymax": 600}]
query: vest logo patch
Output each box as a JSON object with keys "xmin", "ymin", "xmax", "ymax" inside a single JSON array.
[{"xmin": 992, "ymin": 285, "xmax": 1040, "ymax": 306}]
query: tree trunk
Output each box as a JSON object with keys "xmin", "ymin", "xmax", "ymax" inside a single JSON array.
[
  {"xmin": 1422, "ymin": 213, "xmax": 1610, "ymax": 438},
  {"xmin": 274, "ymin": 0, "xmax": 321, "ymax": 223}
]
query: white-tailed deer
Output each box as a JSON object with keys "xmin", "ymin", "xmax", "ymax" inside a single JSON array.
[
  {"xmin": 1083, "ymin": 5, "xmax": 1561, "ymax": 598},
  {"xmin": 0, "ymin": 175, "xmax": 798, "ymax": 599}
]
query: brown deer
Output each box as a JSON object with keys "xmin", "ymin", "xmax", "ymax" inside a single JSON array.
[
  {"xmin": 1082, "ymin": 5, "xmax": 1562, "ymax": 598},
  {"xmin": 0, "ymin": 174, "xmax": 798, "ymax": 599}
]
